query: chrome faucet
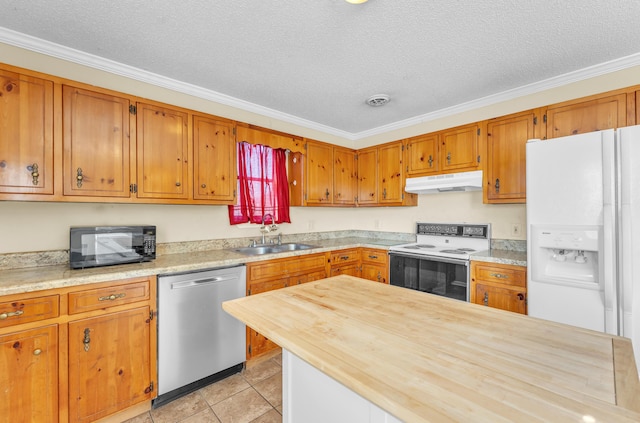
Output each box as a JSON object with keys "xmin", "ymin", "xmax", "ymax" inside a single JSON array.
[{"xmin": 260, "ymin": 213, "xmax": 278, "ymax": 244}]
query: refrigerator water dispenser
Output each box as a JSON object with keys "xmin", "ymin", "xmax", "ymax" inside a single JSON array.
[{"xmin": 530, "ymin": 225, "xmax": 600, "ymax": 288}]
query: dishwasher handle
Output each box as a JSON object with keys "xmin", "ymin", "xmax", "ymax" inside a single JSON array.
[{"xmin": 171, "ymin": 275, "xmax": 237, "ymax": 290}]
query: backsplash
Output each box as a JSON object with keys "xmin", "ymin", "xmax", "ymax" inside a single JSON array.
[{"xmin": 0, "ymin": 230, "xmax": 415, "ymax": 270}]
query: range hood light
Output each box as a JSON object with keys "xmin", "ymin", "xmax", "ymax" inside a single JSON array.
[{"xmin": 405, "ymin": 170, "xmax": 483, "ymax": 195}]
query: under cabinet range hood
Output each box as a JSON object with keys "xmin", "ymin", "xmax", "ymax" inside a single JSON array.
[{"xmin": 404, "ymin": 170, "xmax": 483, "ymax": 194}]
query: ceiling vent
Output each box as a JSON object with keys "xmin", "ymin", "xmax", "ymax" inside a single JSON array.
[{"xmin": 366, "ymin": 94, "xmax": 390, "ymax": 107}]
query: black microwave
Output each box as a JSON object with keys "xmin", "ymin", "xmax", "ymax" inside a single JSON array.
[{"xmin": 70, "ymin": 226, "xmax": 156, "ymax": 269}]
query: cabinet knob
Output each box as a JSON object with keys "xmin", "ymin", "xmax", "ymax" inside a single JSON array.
[
  {"xmin": 517, "ymin": 293, "xmax": 525, "ymax": 301},
  {"xmin": 175, "ymin": 182, "xmax": 181, "ymax": 187},
  {"xmin": 83, "ymin": 328, "xmax": 91, "ymax": 352},
  {"xmin": 495, "ymin": 178, "xmax": 500, "ymax": 193},
  {"xmin": 27, "ymin": 163, "xmax": 39, "ymax": 185},
  {"xmin": 76, "ymin": 168, "xmax": 84, "ymax": 188},
  {"xmin": 428, "ymin": 155, "xmax": 433, "ymax": 167},
  {"xmin": 483, "ymin": 292, "xmax": 489, "ymax": 306},
  {"xmin": 201, "ymin": 183, "xmax": 206, "ymax": 188},
  {"xmin": 33, "ymin": 348, "xmax": 42, "ymax": 356},
  {"xmin": 447, "ymin": 152, "xmax": 451, "ymax": 165}
]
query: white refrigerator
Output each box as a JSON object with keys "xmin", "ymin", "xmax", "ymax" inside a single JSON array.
[{"xmin": 526, "ymin": 124, "xmax": 640, "ymax": 373}]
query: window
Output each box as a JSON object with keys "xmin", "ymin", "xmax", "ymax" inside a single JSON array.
[{"xmin": 228, "ymin": 142, "xmax": 291, "ymax": 225}]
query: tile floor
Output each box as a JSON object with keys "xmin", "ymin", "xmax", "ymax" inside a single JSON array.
[{"xmin": 125, "ymin": 353, "xmax": 283, "ymax": 423}]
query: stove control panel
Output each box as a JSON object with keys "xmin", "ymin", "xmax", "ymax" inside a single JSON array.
[{"xmin": 416, "ymin": 223, "xmax": 490, "ymax": 239}]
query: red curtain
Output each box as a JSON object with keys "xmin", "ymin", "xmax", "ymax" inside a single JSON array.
[{"xmin": 228, "ymin": 142, "xmax": 291, "ymax": 225}]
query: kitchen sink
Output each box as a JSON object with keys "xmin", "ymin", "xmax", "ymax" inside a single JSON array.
[{"xmin": 233, "ymin": 243, "xmax": 318, "ymax": 256}]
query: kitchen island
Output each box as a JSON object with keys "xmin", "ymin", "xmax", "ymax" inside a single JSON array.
[{"xmin": 222, "ymin": 275, "xmax": 640, "ymax": 422}]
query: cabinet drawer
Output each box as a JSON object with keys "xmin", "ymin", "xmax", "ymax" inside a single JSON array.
[
  {"xmin": 68, "ymin": 278, "xmax": 151, "ymax": 314},
  {"xmin": 249, "ymin": 279, "xmax": 287, "ymax": 296},
  {"xmin": 288, "ymin": 253, "xmax": 327, "ymax": 274},
  {"xmin": 360, "ymin": 248, "xmax": 387, "ymax": 265},
  {"xmin": 247, "ymin": 260, "xmax": 289, "ymax": 282},
  {"xmin": 474, "ymin": 263, "xmax": 526, "ymax": 287},
  {"xmin": 0, "ymin": 295, "xmax": 59, "ymax": 329},
  {"xmin": 330, "ymin": 249, "xmax": 360, "ymax": 265}
]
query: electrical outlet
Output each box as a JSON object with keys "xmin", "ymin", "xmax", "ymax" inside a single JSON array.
[{"xmin": 511, "ymin": 223, "xmax": 522, "ymax": 237}]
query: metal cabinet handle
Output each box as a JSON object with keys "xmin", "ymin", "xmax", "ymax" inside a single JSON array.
[
  {"xmin": 489, "ymin": 272, "xmax": 508, "ymax": 279},
  {"xmin": 201, "ymin": 183, "xmax": 206, "ymax": 188},
  {"xmin": 76, "ymin": 168, "xmax": 84, "ymax": 188},
  {"xmin": 33, "ymin": 348, "xmax": 42, "ymax": 356},
  {"xmin": 98, "ymin": 293, "xmax": 126, "ymax": 301},
  {"xmin": 495, "ymin": 178, "xmax": 500, "ymax": 194},
  {"xmin": 428, "ymin": 155, "xmax": 433, "ymax": 168},
  {"xmin": 324, "ymin": 188, "xmax": 330, "ymax": 200},
  {"xmin": 382, "ymin": 188, "xmax": 387, "ymax": 199},
  {"xmin": 447, "ymin": 152, "xmax": 451, "ymax": 165},
  {"xmin": 340, "ymin": 256, "xmax": 350, "ymax": 261},
  {"xmin": 377, "ymin": 271, "xmax": 382, "ymax": 282},
  {"xmin": 175, "ymin": 181, "xmax": 181, "ymax": 187},
  {"xmin": 483, "ymin": 292, "xmax": 489, "ymax": 306},
  {"xmin": 83, "ymin": 328, "xmax": 91, "ymax": 352},
  {"xmin": 26, "ymin": 163, "xmax": 39, "ymax": 185},
  {"xmin": 0, "ymin": 310, "xmax": 24, "ymax": 320},
  {"xmin": 368, "ymin": 255, "xmax": 378, "ymax": 259}
]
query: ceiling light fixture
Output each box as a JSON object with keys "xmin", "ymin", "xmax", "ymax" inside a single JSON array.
[
  {"xmin": 366, "ymin": 94, "xmax": 390, "ymax": 107},
  {"xmin": 345, "ymin": 0, "xmax": 369, "ymax": 4}
]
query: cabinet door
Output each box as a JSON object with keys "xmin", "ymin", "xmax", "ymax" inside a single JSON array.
[
  {"xmin": 406, "ymin": 134, "xmax": 438, "ymax": 176},
  {"xmin": 360, "ymin": 263, "xmax": 388, "ymax": 284},
  {"xmin": 136, "ymin": 102, "xmax": 190, "ymax": 199},
  {"xmin": 356, "ymin": 148, "xmax": 378, "ymax": 205},
  {"xmin": 305, "ymin": 141, "xmax": 333, "ymax": 205},
  {"xmin": 333, "ymin": 147, "xmax": 356, "ymax": 205},
  {"xmin": 486, "ymin": 111, "xmax": 536, "ymax": 203},
  {"xmin": 378, "ymin": 142, "xmax": 405, "ymax": 204},
  {"xmin": 68, "ymin": 307, "xmax": 152, "ymax": 423},
  {"xmin": 0, "ymin": 69, "xmax": 54, "ymax": 194},
  {"xmin": 0, "ymin": 325, "xmax": 58, "ymax": 423},
  {"xmin": 473, "ymin": 283, "xmax": 527, "ymax": 315},
  {"xmin": 63, "ymin": 86, "xmax": 133, "ymax": 197},
  {"xmin": 193, "ymin": 115, "xmax": 236, "ymax": 202},
  {"xmin": 547, "ymin": 93, "xmax": 627, "ymax": 139},
  {"xmin": 247, "ymin": 279, "xmax": 286, "ymax": 359},
  {"xmin": 440, "ymin": 124, "xmax": 479, "ymax": 172}
]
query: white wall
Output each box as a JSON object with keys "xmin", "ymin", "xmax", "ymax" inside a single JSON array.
[{"xmin": 0, "ymin": 193, "xmax": 525, "ymax": 253}]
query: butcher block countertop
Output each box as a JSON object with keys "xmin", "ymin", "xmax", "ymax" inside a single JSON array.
[{"xmin": 223, "ymin": 276, "xmax": 640, "ymax": 423}]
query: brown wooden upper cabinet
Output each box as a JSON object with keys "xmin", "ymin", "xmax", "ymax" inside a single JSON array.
[
  {"xmin": 193, "ymin": 115, "xmax": 236, "ymax": 202},
  {"xmin": 485, "ymin": 109, "xmax": 544, "ymax": 204},
  {"xmin": 305, "ymin": 140, "xmax": 356, "ymax": 206},
  {"xmin": 63, "ymin": 85, "xmax": 134, "ymax": 198},
  {"xmin": 378, "ymin": 142, "xmax": 408, "ymax": 204},
  {"xmin": 333, "ymin": 146, "xmax": 357, "ymax": 205},
  {"xmin": 0, "ymin": 68, "xmax": 54, "ymax": 195},
  {"xmin": 356, "ymin": 147, "xmax": 378, "ymax": 205},
  {"xmin": 440, "ymin": 123, "xmax": 480, "ymax": 172},
  {"xmin": 136, "ymin": 102, "xmax": 190, "ymax": 200},
  {"xmin": 305, "ymin": 140, "xmax": 334, "ymax": 205},
  {"xmin": 546, "ymin": 91, "xmax": 628, "ymax": 138},
  {"xmin": 406, "ymin": 134, "xmax": 439, "ymax": 176}
]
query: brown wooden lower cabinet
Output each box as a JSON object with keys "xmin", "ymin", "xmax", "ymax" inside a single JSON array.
[
  {"xmin": 0, "ymin": 325, "xmax": 59, "ymax": 423},
  {"xmin": 470, "ymin": 261, "xmax": 527, "ymax": 314},
  {"xmin": 246, "ymin": 253, "xmax": 327, "ymax": 359},
  {"xmin": 0, "ymin": 276, "xmax": 156, "ymax": 423}
]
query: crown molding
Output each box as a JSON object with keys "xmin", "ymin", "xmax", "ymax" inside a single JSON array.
[{"xmin": 2, "ymin": 27, "xmax": 639, "ymax": 142}]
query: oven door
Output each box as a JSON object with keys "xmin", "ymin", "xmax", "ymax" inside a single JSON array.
[{"xmin": 389, "ymin": 252, "xmax": 469, "ymax": 301}]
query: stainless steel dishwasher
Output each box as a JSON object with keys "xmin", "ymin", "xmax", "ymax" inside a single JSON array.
[{"xmin": 154, "ymin": 264, "xmax": 246, "ymax": 407}]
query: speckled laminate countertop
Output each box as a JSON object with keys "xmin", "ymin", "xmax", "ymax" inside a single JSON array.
[
  {"xmin": 0, "ymin": 237, "xmax": 406, "ymax": 296},
  {"xmin": 471, "ymin": 249, "xmax": 527, "ymax": 267}
]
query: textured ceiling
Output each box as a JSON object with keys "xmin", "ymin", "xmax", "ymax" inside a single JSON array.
[{"xmin": 1, "ymin": 0, "xmax": 640, "ymax": 139}]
